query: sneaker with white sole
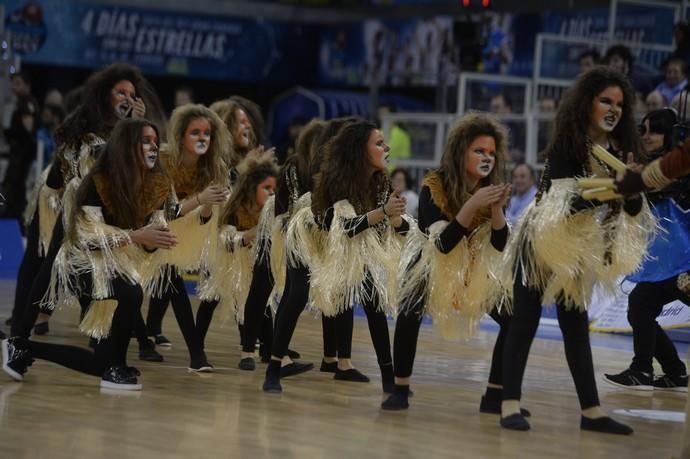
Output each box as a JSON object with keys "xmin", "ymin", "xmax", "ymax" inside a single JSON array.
[
  {"xmin": 100, "ymin": 366, "xmax": 142, "ymax": 391},
  {"xmin": 1, "ymin": 338, "xmax": 32, "ymax": 381},
  {"xmin": 653, "ymin": 374, "xmax": 688, "ymax": 393},
  {"xmin": 603, "ymin": 369, "xmax": 653, "ymax": 391}
]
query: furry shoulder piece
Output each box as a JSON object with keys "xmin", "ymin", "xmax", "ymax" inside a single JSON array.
[
  {"xmin": 499, "ymin": 178, "xmax": 657, "ymax": 311},
  {"xmin": 307, "ymin": 199, "xmax": 410, "ymax": 317},
  {"xmin": 42, "ymin": 205, "xmax": 147, "ymax": 339},
  {"xmin": 198, "ymin": 224, "xmax": 254, "ymax": 325},
  {"xmin": 160, "ymin": 149, "xmax": 200, "ymax": 198},
  {"xmin": 397, "ymin": 220, "xmax": 503, "ymax": 340},
  {"xmin": 92, "ymin": 172, "xmax": 171, "ymax": 228},
  {"xmin": 424, "ymin": 171, "xmax": 491, "ymax": 228}
]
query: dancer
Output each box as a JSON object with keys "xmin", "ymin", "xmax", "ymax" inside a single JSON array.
[
  {"xmin": 144, "ymin": 104, "xmax": 230, "ymax": 371},
  {"xmin": 263, "ymin": 119, "xmax": 409, "ymax": 393},
  {"xmin": 604, "ymin": 109, "xmax": 689, "ymax": 392},
  {"xmin": 2, "ymin": 119, "xmax": 174, "ymax": 390},
  {"xmin": 236, "ymin": 119, "xmax": 327, "ymax": 371},
  {"xmin": 381, "ymin": 113, "xmax": 520, "ymax": 412},
  {"xmin": 499, "ymin": 67, "xmax": 655, "ymax": 434},
  {"xmin": 11, "ymin": 64, "xmax": 165, "ymax": 359},
  {"xmin": 196, "ymin": 156, "xmax": 279, "ymax": 350}
]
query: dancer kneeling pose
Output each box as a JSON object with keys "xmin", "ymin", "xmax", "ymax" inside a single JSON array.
[{"xmin": 2, "ymin": 119, "xmax": 174, "ymax": 390}]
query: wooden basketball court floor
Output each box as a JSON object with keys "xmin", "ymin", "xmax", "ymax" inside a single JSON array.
[{"xmin": 0, "ymin": 280, "xmax": 687, "ymax": 459}]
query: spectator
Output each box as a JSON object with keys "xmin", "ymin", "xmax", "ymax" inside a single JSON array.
[
  {"xmin": 174, "ymin": 86, "xmax": 195, "ymax": 107},
  {"xmin": 654, "ymin": 58, "xmax": 688, "ymax": 106},
  {"xmin": 604, "ymin": 45, "xmax": 633, "ymax": 77},
  {"xmin": 378, "ymin": 105, "xmax": 411, "ymax": 161},
  {"xmin": 578, "ymin": 49, "xmax": 600, "ymax": 75},
  {"xmin": 489, "ymin": 93, "xmax": 512, "ymax": 114},
  {"xmin": 645, "ymin": 90, "xmax": 668, "ymax": 112},
  {"xmin": 671, "ymin": 21, "xmax": 690, "ymax": 63},
  {"xmin": 390, "ymin": 167, "xmax": 419, "ymax": 217},
  {"xmin": 1, "ymin": 71, "xmax": 39, "ymax": 221},
  {"xmin": 537, "ymin": 97, "xmax": 557, "ymax": 113},
  {"xmin": 43, "ymin": 88, "xmax": 63, "ymax": 108},
  {"xmin": 506, "ymin": 163, "xmax": 537, "ymax": 225}
]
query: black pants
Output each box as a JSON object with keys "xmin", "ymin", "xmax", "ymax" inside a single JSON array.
[
  {"xmin": 271, "ymin": 263, "xmax": 389, "ymax": 367},
  {"xmin": 13, "ymin": 214, "xmax": 64, "ymax": 338},
  {"xmin": 628, "ymin": 276, "xmax": 689, "ymax": 377},
  {"xmin": 392, "ymin": 293, "xmax": 512, "ymax": 384},
  {"xmin": 26, "ymin": 276, "xmax": 143, "ymax": 376},
  {"xmin": 10, "ymin": 208, "xmax": 42, "ymax": 330},
  {"xmin": 502, "ymin": 265, "xmax": 600, "ymax": 410},
  {"xmin": 239, "ymin": 255, "xmax": 276, "ymax": 354},
  {"xmin": 146, "ymin": 270, "xmax": 204, "ymax": 361}
]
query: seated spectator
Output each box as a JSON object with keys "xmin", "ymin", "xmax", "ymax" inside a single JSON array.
[
  {"xmin": 506, "ymin": 163, "xmax": 537, "ymax": 225},
  {"xmin": 645, "ymin": 90, "xmax": 668, "ymax": 112},
  {"xmin": 390, "ymin": 167, "xmax": 419, "ymax": 217},
  {"xmin": 578, "ymin": 49, "xmax": 600, "ymax": 75},
  {"xmin": 36, "ymin": 104, "xmax": 65, "ymax": 164},
  {"xmin": 43, "ymin": 88, "xmax": 63, "ymax": 108},
  {"xmin": 604, "ymin": 45, "xmax": 633, "ymax": 77},
  {"xmin": 174, "ymin": 86, "xmax": 195, "ymax": 107},
  {"xmin": 489, "ymin": 93, "xmax": 512, "ymax": 114},
  {"xmin": 537, "ymin": 97, "xmax": 557, "ymax": 113},
  {"xmin": 655, "ymin": 58, "xmax": 688, "ymax": 106}
]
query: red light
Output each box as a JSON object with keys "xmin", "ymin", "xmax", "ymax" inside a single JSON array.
[
  {"xmin": 482, "ymin": 0, "xmax": 490, "ymax": 6},
  {"xmin": 462, "ymin": 0, "xmax": 470, "ymax": 6}
]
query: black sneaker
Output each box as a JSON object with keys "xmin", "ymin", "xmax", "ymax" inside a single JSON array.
[
  {"xmin": 139, "ymin": 340, "xmax": 164, "ymax": 362},
  {"xmin": 262, "ymin": 361, "xmax": 282, "ymax": 393},
  {"xmin": 153, "ymin": 335, "xmax": 172, "ymax": 348},
  {"xmin": 603, "ymin": 369, "xmax": 653, "ymax": 391},
  {"xmin": 101, "ymin": 366, "xmax": 142, "ymax": 391},
  {"xmin": 287, "ymin": 349, "xmax": 301, "ymax": 360},
  {"xmin": 2, "ymin": 338, "xmax": 33, "ymax": 381},
  {"xmin": 653, "ymin": 374, "xmax": 688, "ymax": 393},
  {"xmin": 189, "ymin": 355, "xmax": 214, "ymax": 373},
  {"xmin": 334, "ymin": 368, "xmax": 370, "ymax": 383},
  {"xmin": 320, "ymin": 360, "xmax": 338, "ymax": 373},
  {"xmin": 280, "ymin": 362, "xmax": 314, "ymax": 378},
  {"xmin": 33, "ymin": 322, "xmax": 49, "ymax": 336},
  {"xmin": 238, "ymin": 357, "xmax": 256, "ymax": 371}
]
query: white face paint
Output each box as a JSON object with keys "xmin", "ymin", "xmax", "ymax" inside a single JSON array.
[
  {"xmin": 141, "ymin": 126, "xmax": 159, "ymax": 170},
  {"xmin": 465, "ymin": 136, "xmax": 497, "ymax": 180},
  {"xmin": 194, "ymin": 139, "xmax": 209, "ymax": 155},
  {"xmin": 111, "ymin": 80, "xmax": 136, "ymax": 119},
  {"xmin": 183, "ymin": 118, "xmax": 212, "ymax": 157},
  {"xmin": 591, "ymin": 86, "xmax": 624, "ymax": 134}
]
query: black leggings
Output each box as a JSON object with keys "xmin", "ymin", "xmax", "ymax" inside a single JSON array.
[
  {"xmin": 146, "ymin": 270, "xmax": 204, "ymax": 361},
  {"xmin": 27, "ymin": 276, "xmax": 143, "ymax": 376},
  {"xmin": 238, "ymin": 255, "xmax": 276, "ymax": 354},
  {"xmin": 194, "ymin": 298, "xmax": 274, "ymax": 351},
  {"xmin": 502, "ymin": 265, "xmax": 600, "ymax": 410},
  {"xmin": 10, "ymin": 209, "xmax": 43, "ymax": 330},
  {"xmin": 392, "ymin": 290, "xmax": 511, "ymax": 383},
  {"xmin": 13, "ymin": 215, "xmax": 65, "ymax": 338},
  {"xmin": 627, "ymin": 276, "xmax": 689, "ymax": 377},
  {"xmin": 271, "ymin": 263, "xmax": 389, "ymax": 367}
]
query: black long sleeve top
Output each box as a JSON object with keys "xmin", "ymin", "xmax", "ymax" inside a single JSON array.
[{"xmin": 417, "ymin": 185, "xmax": 507, "ymax": 254}]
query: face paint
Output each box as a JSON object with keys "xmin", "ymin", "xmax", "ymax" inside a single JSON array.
[
  {"xmin": 141, "ymin": 126, "xmax": 159, "ymax": 169},
  {"xmin": 182, "ymin": 117, "xmax": 212, "ymax": 156},
  {"xmin": 111, "ymin": 80, "xmax": 136, "ymax": 119},
  {"xmin": 366, "ymin": 129, "xmax": 389, "ymax": 171},
  {"xmin": 255, "ymin": 176, "xmax": 277, "ymax": 208},
  {"xmin": 591, "ymin": 86, "xmax": 624, "ymax": 134},
  {"xmin": 233, "ymin": 109, "xmax": 251, "ymax": 148},
  {"xmin": 464, "ymin": 135, "xmax": 496, "ymax": 180}
]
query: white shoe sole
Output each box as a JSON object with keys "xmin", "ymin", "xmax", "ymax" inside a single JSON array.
[
  {"xmin": 602, "ymin": 375, "xmax": 653, "ymax": 392},
  {"xmin": 188, "ymin": 366, "xmax": 214, "ymax": 373},
  {"xmin": 1, "ymin": 340, "xmax": 23, "ymax": 382},
  {"xmin": 100, "ymin": 380, "xmax": 142, "ymax": 391},
  {"xmin": 653, "ymin": 386, "xmax": 688, "ymax": 393}
]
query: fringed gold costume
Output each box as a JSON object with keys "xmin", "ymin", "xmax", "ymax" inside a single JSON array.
[
  {"xmin": 198, "ymin": 225, "xmax": 255, "ymax": 324},
  {"xmin": 288, "ymin": 197, "xmax": 408, "ymax": 317},
  {"xmin": 500, "ymin": 175, "xmax": 657, "ymax": 311},
  {"xmin": 397, "ymin": 173, "xmax": 502, "ymax": 340},
  {"xmin": 23, "ymin": 166, "xmax": 62, "ymax": 256}
]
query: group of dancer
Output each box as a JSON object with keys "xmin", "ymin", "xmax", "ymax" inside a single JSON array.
[{"xmin": 0, "ymin": 63, "xmax": 687, "ymax": 436}]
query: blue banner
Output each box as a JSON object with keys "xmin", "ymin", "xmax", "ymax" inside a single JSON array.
[{"xmin": 4, "ymin": 0, "xmax": 319, "ymax": 83}]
